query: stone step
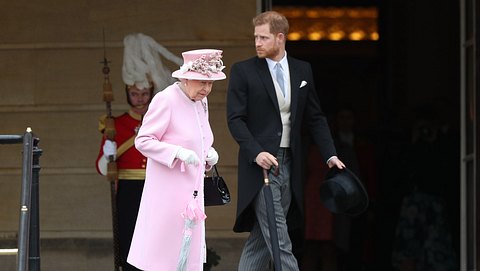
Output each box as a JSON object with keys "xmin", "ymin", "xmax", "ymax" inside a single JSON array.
[{"xmin": 0, "ymin": 237, "xmax": 245, "ymax": 271}]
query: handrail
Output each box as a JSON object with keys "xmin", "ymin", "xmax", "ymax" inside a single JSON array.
[
  {"xmin": 29, "ymin": 136, "xmax": 42, "ymax": 270},
  {"xmin": 0, "ymin": 128, "xmax": 42, "ymax": 271},
  {"xmin": 0, "ymin": 135, "xmax": 23, "ymax": 144},
  {"xmin": 17, "ymin": 130, "xmax": 33, "ymax": 271}
]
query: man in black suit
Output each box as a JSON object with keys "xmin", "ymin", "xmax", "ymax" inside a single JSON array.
[{"xmin": 227, "ymin": 10, "xmax": 345, "ymax": 271}]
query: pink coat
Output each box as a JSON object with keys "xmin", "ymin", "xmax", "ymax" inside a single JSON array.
[{"xmin": 127, "ymin": 82, "xmax": 213, "ymax": 270}]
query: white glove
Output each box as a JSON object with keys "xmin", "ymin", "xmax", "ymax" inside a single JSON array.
[
  {"xmin": 205, "ymin": 147, "xmax": 219, "ymax": 166},
  {"xmin": 103, "ymin": 140, "xmax": 117, "ymax": 160},
  {"xmin": 176, "ymin": 147, "xmax": 200, "ymax": 166}
]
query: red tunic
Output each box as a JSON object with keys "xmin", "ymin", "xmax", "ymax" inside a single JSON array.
[{"xmin": 96, "ymin": 109, "xmax": 147, "ymax": 180}]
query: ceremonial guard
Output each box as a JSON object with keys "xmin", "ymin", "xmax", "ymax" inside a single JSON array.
[{"xmin": 95, "ymin": 32, "xmax": 182, "ymax": 271}]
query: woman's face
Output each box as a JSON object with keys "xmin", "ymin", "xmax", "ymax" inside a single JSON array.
[{"xmin": 184, "ymin": 79, "xmax": 214, "ymax": 101}]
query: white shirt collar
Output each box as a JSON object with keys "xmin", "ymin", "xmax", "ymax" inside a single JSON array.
[{"xmin": 266, "ymin": 51, "xmax": 288, "ymax": 72}]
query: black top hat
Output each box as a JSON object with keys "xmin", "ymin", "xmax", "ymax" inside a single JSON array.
[{"xmin": 319, "ymin": 167, "xmax": 369, "ymax": 216}]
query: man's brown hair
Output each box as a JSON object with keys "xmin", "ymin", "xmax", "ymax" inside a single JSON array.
[{"xmin": 252, "ymin": 11, "xmax": 289, "ymax": 36}]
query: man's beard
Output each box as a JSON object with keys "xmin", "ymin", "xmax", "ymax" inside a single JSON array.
[{"xmin": 257, "ymin": 46, "xmax": 280, "ymax": 59}]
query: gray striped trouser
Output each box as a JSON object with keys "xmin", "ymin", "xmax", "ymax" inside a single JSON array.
[{"xmin": 238, "ymin": 148, "xmax": 299, "ymax": 271}]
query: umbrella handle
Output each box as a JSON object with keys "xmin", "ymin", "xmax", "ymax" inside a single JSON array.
[
  {"xmin": 272, "ymin": 166, "xmax": 279, "ymax": 176},
  {"xmin": 262, "ymin": 166, "xmax": 280, "ymax": 185},
  {"xmin": 263, "ymin": 167, "xmax": 280, "ymax": 185},
  {"xmin": 263, "ymin": 169, "xmax": 269, "ymax": 185}
]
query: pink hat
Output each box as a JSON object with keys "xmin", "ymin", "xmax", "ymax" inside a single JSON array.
[{"xmin": 172, "ymin": 49, "xmax": 226, "ymax": 81}]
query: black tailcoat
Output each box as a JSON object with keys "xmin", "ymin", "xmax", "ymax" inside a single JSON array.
[{"xmin": 227, "ymin": 55, "xmax": 337, "ymax": 232}]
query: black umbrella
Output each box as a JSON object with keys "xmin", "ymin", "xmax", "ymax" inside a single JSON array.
[{"xmin": 263, "ymin": 167, "xmax": 282, "ymax": 271}]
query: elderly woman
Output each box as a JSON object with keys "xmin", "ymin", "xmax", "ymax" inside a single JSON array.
[{"xmin": 127, "ymin": 49, "xmax": 226, "ymax": 270}]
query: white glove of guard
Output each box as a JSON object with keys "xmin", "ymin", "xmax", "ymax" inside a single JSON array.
[
  {"xmin": 205, "ymin": 147, "xmax": 219, "ymax": 166},
  {"xmin": 176, "ymin": 147, "xmax": 200, "ymax": 166},
  {"xmin": 103, "ymin": 140, "xmax": 117, "ymax": 160}
]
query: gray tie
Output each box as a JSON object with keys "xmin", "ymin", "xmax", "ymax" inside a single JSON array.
[{"xmin": 275, "ymin": 63, "xmax": 285, "ymax": 97}]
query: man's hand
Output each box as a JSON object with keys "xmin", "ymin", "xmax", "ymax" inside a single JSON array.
[
  {"xmin": 327, "ymin": 156, "xmax": 346, "ymax": 169},
  {"xmin": 255, "ymin": 151, "xmax": 278, "ymax": 170}
]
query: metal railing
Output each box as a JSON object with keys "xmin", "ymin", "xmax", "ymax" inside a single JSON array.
[{"xmin": 0, "ymin": 128, "xmax": 42, "ymax": 271}]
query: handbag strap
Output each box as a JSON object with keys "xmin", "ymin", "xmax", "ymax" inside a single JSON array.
[
  {"xmin": 213, "ymin": 165, "xmax": 219, "ymax": 177},
  {"xmin": 205, "ymin": 165, "xmax": 220, "ymax": 177}
]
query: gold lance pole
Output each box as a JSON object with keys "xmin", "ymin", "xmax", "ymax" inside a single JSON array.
[{"xmin": 100, "ymin": 28, "xmax": 121, "ymax": 271}]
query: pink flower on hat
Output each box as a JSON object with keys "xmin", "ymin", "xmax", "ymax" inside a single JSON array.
[
  {"xmin": 172, "ymin": 49, "xmax": 227, "ymax": 81},
  {"xmin": 180, "ymin": 52, "xmax": 225, "ymax": 77}
]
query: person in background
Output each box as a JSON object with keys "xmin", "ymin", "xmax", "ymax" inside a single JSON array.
[
  {"xmin": 391, "ymin": 102, "xmax": 458, "ymax": 271},
  {"xmin": 96, "ymin": 84, "xmax": 152, "ymax": 271},
  {"xmin": 301, "ymin": 144, "xmax": 337, "ymax": 271},
  {"xmin": 96, "ymin": 32, "xmax": 182, "ymax": 271},
  {"xmin": 331, "ymin": 107, "xmax": 378, "ymax": 271},
  {"xmin": 127, "ymin": 49, "xmax": 225, "ymax": 270},
  {"xmin": 226, "ymin": 11, "xmax": 345, "ymax": 271},
  {"xmin": 302, "ymin": 107, "xmax": 378, "ymax": 271}
]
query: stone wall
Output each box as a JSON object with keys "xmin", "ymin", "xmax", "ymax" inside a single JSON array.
[{"xmin": 0, "ymin": 1, "xmax": 257, "ymax": 240}]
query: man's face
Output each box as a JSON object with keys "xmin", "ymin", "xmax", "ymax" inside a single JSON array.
[
  {"xmin": 254, "ymin": 23, "xmax": 282, "ymax": 60},
  {"xmin": 128, "ymin": 86, "xmax": 151, "ymax": 109}
]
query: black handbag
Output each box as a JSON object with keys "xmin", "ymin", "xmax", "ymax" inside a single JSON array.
[{"xmin": 204, "ymin": 165, "xmax": 231, "ymax": 206}]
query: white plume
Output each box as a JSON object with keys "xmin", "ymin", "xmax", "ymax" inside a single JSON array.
[{"xmin": 122, "ymin": 33, "xmax": 183, "ymax": 92}]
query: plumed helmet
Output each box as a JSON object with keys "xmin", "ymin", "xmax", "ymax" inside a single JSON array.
[{"xmin": 122, "ymin": 33, "xmax": 183, "ymax": 93}]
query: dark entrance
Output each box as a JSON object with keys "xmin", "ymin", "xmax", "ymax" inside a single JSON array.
[{"xmin": 271, "ymin": 1, "xmax": 463, "ymax": 270}]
